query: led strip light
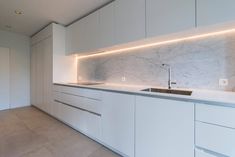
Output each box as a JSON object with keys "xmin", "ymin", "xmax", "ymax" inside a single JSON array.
[{"xmin": 77, "ymin": 28, "xmax": 235, "ymax": 59}]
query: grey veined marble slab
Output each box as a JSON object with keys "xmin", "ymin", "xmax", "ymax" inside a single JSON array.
[{"xmin": 77, "ymin": 32, "xmax": 235, "ymax": 92}]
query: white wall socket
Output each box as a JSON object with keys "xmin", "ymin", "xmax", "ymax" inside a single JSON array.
[
  {"xmin": 121, "ymin": 76, "xmax": 126, "ymax": 82},
  {"xmin": 219, "ymin": 79, "xmax": 228, "ymax": 86}
]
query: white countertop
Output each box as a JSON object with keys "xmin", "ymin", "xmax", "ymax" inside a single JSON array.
[{"xmin": 54, "ymin": 83, "xmax": 235, "ymax": 106}]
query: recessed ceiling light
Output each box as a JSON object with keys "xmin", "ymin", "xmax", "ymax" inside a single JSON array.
[{"xmin": 14, "ymin": 10, "xmax": 23, "ymax": 15}]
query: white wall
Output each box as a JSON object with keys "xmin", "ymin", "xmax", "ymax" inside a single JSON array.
[{"xmin": 0, "ymin": 30, "xmax": 30, "ymax": 108}]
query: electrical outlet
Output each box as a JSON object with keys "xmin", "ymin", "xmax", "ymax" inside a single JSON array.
[
  {"xmin": 219, "ymin": 79, "xmax": 228, "ymax": 86},
  {"xmin": 121, "ymin": 76, "xmax": 126, "ymax": 82}
]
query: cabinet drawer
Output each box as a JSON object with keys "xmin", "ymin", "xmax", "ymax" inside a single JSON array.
[
  {"xmin": 195, "ymin": 149, "xmax": 217, "ymax": 157},
  {"xmin": 196, "ymin": 104, "xmax": 235, "ymax": 128},
  {"xmin": 54, "ymin": 101, "xmax": 101, "ymax": 141},
  {"xmin": 53, "ymin": 91, "xmax": 102, "ymax": 115},
  {"xmin": 53, "ymin": 85, "xmax": 102, "ymax": 100},
  {"xmin": 196, "ymin": 121, "xmax": 235, "ymax": 156}
]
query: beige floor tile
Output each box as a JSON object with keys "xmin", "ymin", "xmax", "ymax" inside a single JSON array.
[
  {"xmin": 20, "ymin": 145, "xmax": 54, "ymax": 157},
  {"xmin": 0, "ymin": 127, "xmax": 49, "ymax": 157},
  {"xmin": 0, "ymin": 107, "xmax": 122, "ymax": 157},
  {"xmin": 88, "ymin": 147, "xmax": 121, "ymax": 157}
]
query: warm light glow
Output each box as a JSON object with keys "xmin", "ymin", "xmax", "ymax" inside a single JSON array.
[
  {"xmin": 77, "ymin": 28, "xmax": 235, "ymax": 59},
  {"xmin": 105, "ymin": 83, "xmax": 147, "ymax": 89}
]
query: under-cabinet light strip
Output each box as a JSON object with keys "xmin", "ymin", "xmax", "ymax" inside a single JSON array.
[{"xmin": 77, "ymin": 28, "xmax": 235, "ymax": 59}]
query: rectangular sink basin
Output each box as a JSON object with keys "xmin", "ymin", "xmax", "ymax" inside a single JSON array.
[{"xmin": 141, "ymin": 88, "xmax": 192, "ymax": 96}]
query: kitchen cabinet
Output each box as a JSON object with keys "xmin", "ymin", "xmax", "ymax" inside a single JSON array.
[
  {"xmin": 195, "ymin": 121, "xmax": 235, "ymax": 157},
  {"xmin": 146, "ymin": 0, "xmax": 195, "ymax": 38},
  {"xmin": 52, "ymin": 85, "xmax": 102, "ymax": 140},
  {"xmin": 101, "ymin": 91, "xmax": 135, "ymax": 157},
  {"xmin": 135, "ymin": 96, "xmax": 194, "ymax": 157},
  {"xmin": 99, "ymin": 2, "xmax": 115, "ymax": 48},
  {"xmin": 66, "ymin": 11, "xmax": 100, "ymax": 54},
  {"xmin": 197, "ymin": 0, "xmax": 235, "ymax": 26},
  {"xmin": 196, "ymin": 103, "xmax": 235, "ymax": 128},
  {"xmin": 31, "ymin": 37, "xmax": 52, "ymax": 114},
  {"xmin": 114, "ymin": 0, "xmax": 145, "ymax": 45},
  {"xmin": 195, "ymin": 103, "xmax": 235, "ymax": 157},
  {"xmin": 31, "ymin": 24, "xmax": 72, "ymax": 115},
  {"xmin": 195, "ymin": 149, "xmax": 218, "ymax": 157}
]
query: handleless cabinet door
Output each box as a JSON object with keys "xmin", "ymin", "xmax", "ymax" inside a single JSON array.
[
  {"xmin": 102, "ymin": 91, "xmax": 135, "ymax": 157},
  {"xmin": 197, "ymin": 0, "xmax": 235, "ymax": 26},
  {"xmin": 146, "ymin": 0, "xmax": 195, "ymax": 38},
  {"xmin": 99, "ymin": 2, "xmax": 115, "ymax": 48},
  {"xmin": 66, "ymin": 11, "xmax": 100, "ymax": 54},
  {"xmin": 136, "ymin": 96, "xmax": 194, "ymax": 157},
  {"xmin": 30, "ymin": 45, "xmax": 37, "ymax": 107},
  {"xmin": 114, "ymin": 0, "xmax": 146, "ymax": 45},
  {"xmin": 35, "ymin": 42, "xmax": 44, "ymax": 110},
  {"xmin": 42, "ymin": 37, "xmax": 53, "ymax": 114}
]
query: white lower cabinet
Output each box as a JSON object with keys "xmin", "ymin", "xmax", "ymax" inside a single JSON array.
[
  {"xmin": 135, "ymin": 96, "xmax": 194, "ymax": 157},
  {"xmin": 195, "ymin": 149, "xmax": 218, "ymax": 157},
  {"xmin": 195, "ymin": 103, "xmax": 235, "ymax": 157},
  {"xmin": 101, "ymin": 92, "xmax": 135, "ymax": 157},
  {"xmin": 54, "ymin": 100, "xmax": 102, "ymax": 140},
  {"xmin": 196, "ymin": 121, "xmax": 235, "ymax": 157},
  {"xmin": 52, "ymin": 86, "xmax": 102, "ymax": 141}
]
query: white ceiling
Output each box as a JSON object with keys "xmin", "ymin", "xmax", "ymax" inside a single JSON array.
[{"xmin": 0, "ymin": 0, "xmax": 112, "ymax": 36}]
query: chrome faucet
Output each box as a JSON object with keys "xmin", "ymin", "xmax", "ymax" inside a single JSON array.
[{"xmin": 162, "ymin": 64, "xmax": 176, "ymax": 89}]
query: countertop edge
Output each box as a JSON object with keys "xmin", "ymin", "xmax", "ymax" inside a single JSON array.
[{"xmin": 53, "ymin": 83, "xmax": 235, "ymax": 107}]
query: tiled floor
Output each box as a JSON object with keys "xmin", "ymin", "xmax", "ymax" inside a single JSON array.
[{"xmin": 0, "ymin": 106, "xmax": 121, "ymax": 157}]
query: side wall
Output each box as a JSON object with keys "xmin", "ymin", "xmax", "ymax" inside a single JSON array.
[{"xmin": 0, "ymin": 30, "xmax": 30, "ymax": 108}]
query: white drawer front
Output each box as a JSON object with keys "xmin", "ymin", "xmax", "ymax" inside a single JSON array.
[
  {"xmin": 54, "ymin": 101, "xmax": 101, "ymax": 141},
  {"xmin": 196, "ymin": 103, "xmax": 235, "ymax": 128},
  {"xmin": 195, "ymin": 149, "xmax": 217, "ymax": 157},
  {"xmin": 196, "ymin": 121, "xmax": 235, "ymax": 156},
  {"xmin": 53, "ymin": 85, "xmax": 101, "ymax": 100},
  {"xmin": 53, "ymin": 91, "xmax": 102, "ymax": 114}
]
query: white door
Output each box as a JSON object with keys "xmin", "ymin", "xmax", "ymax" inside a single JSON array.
[{"xmin": 0, "ymin": 47, "xmax": 10, "ymax": 110}]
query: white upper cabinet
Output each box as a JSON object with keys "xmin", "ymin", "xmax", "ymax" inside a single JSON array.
[
  {"xmin": 197, "ymin": 0, "xmax": 235, "ymax": 26},
  {"xmin": 114, "ymin": 0, "xmax": 146, "ymax": 44},
  {"xmin": 99, "ymin": 2, "xmax": 115, "ymax": 49},
  {"xmin": 135, "ymin": 96, "xmax": 194, "ymax": 157},
  {"xmin": 146, "ymin": 0, "xmax": 195, "ymax": 38},
  {"xmin": 66, "ymin": 11, "xmax": 100, "ymax": 54}
]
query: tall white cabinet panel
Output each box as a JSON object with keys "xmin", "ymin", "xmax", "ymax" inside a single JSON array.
[
  {"xmin": 146, "ymin": 0, "xmax": 195, "ymax": 38},
  {"xmin": 197, "ymin": 0, "xmax": 235, "ymax": 26},
  {"xmin": 114, "ymin": 0, "xmax": 145, "ymax": 45},
  {"xmin": 99, "ymin": 2, "xmax": 115, "ymax": 48},
  {"xmin": 102, "ymin": 92, "xmax": 135, "ymax": 157},
  {"xmin": 135, "ymin": 96, "xmax": 194, "ymax": 157},
  {"xmin": 42, "ymin": 37, "xmax": 53, "ymax": 113},
  {"xmin": 30, "ymin": 46, "xmax": 37, "ymax": 107},
  {"xmin": 0, "ymin": 47, "xmax": 10, "ymax": 110},
  {"xmin": 35, "ymin": 42, "xmax": 44, "ymax": 110}
]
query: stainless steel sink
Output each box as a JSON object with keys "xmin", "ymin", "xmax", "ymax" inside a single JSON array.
[{"xmin": 141, "ymin": 88, "xmax": 192, "ymax": 96}]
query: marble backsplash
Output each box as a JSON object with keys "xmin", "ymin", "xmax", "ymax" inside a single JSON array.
[{"xmin": 77, "ymin": 32, "xmax": 235, "ymax": 91}]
